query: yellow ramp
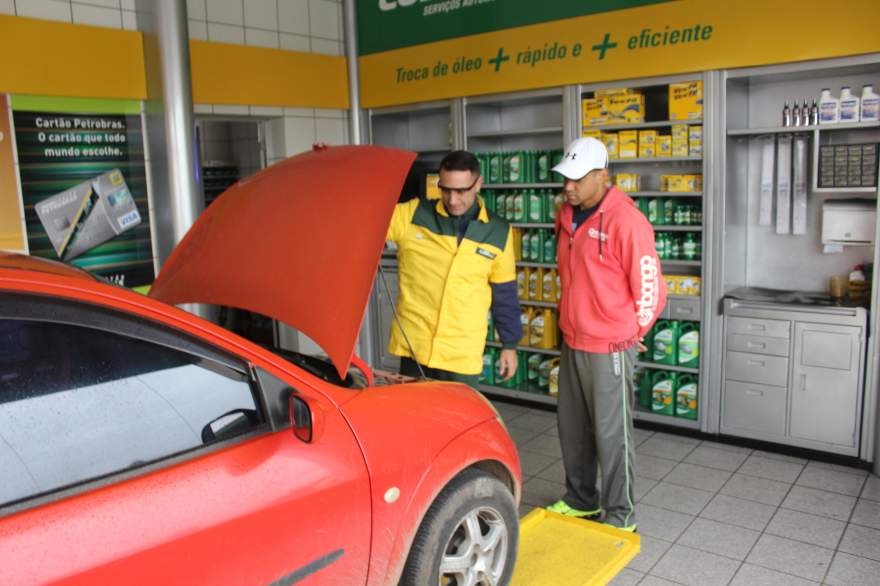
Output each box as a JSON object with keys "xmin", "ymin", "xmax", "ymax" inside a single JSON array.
[{"xmin": 512, "ymin": 508, "xmax": 640, "ymax": 586}]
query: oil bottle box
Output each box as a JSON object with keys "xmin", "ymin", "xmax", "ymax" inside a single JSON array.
[{"xmin": 669, "ymin": 81, "xmax": 703, "ymax": 120}]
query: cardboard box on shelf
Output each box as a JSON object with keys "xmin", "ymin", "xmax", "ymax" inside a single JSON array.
[
  {"xmin": 669, "ymin": 80, "xmax": 703, "ymax": 120},
  {"xmin": 657, "ymin": 135, "xmax": 672, "ymax": 157},
  {"xmin": 619, "ymin": 130, "xmax": 639, "ymax": 158},
  {"xmin": 606, "ymin": 93, "xmax": 645, "ymax": 124},
  {"xmin": 582, "ymin": 98, "xmax": 606, "ymax": 127},
  {"xmin": 672, "ymin": 140, "xmax": 689, "ymax": 157},
  {"xmin": 638, "ymin": 130, "xmax": 658, "ymax": 158},
  {"xmin": 582, "ymin": 129, "xmax": 602, "ymax": 139},
  {"xmin": 602, "ymin": 132, "xmax": 619, "ymax": 158},
  {"xmin": 614, "ymin": 173, "xmax": 641, "ymax": 192}
]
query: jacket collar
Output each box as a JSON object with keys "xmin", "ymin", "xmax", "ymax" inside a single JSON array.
[
  {"xmin": 558, "ymin": 186, "xmax": 629, "ymax": 235},
  {"xmin": 435, "ymin": 195, "xmax": 490, "ymax": 223}
]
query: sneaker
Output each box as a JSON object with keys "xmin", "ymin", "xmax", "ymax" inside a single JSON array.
[
  {"xmin": 603, "ymin": 522, "xmax": 638, "ymax": 533},
  {"xmin": 546, "ymin": 500, "xmax": 602, "ymax": 519}
]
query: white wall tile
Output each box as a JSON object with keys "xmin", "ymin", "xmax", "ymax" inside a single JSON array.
[
  {"xmin": 188, "ymin": 19, "xmax": 208, "ymax": 40},
  {"xmin": 284, "ymin": 106, "xmax": 314, "ymax": 117},
  {"xmin": 206, "ymin": 0, "xmax": 242, "ymax": 25},
  {"xmin": 250, "ymin": 106, "xmax": 284, "ymax": 116},
  {"xmin": 315, "ymin": 117, "xmax": 344, "ymax": 145},
  {"xmin": 279, "ymin": 32, "xmax": 310, "ymax": 51},
  {"xmin": 72, "ymin": 3, "xmax": 121, "ymax": 27},
  {"xmin": 308, "ymin": 0, "xmax": 338, "ymax": 40},
  {"xmin": 122, "ymin": 9, "xmax": 136, "ymax": 30},
  {"xmin": 186, "ymin": 0, "xmax": 206, "ymax": 20},
  {"xmin": 213, "ymin": 104, "xmax": 250, "ymax": 115},
  {"xmin": 243, "ymin": 0, "xmax": 276, "ymax": 30},
  {"xmin": 207, "ymin": 22, "xmax": 244, "ymax": 44},
  {"xmin": 309, "ymin": 38, "xmax": 340, "ymax": 56},
  {"xmin": 74, "ymin": 0, "xmax": 119, "ymax": 8},
  {"xmin": 277, "ymin": 0, "xmax": 308, "ymax": 35},
  {"xmin": 120, "ymin": 0, "xmax": 135, "ymax": 10},
  {"xmin": 245, "ymin": 27, "xmax": 278, "ymax": 48},
  {"xmin": 16, "ymin": 0, "xmax": 73, "ymax": 23},
  {"xmin": 0, "ymin": 0, "xmax": 15, "ymax": 15},
  {"xmin": 194, "ymin": 104, "xmax": 214, "ymax": 114},
  {"xmin": 264, "ymin": 117, "xmax": 287, "ymax": 159},
  {"xmin": 283, "ymin": 116, "xmax": 316, "ymax": 156},
  {"xmin": 315, "ymin": 108, "xmax": 344, "ymax": 119}
]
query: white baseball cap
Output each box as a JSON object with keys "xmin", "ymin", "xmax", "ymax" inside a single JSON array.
[{"xmin": 552, "ymin": 137, "xmax": 609, "ymax": 180}]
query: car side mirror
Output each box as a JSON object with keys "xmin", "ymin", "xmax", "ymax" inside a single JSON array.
[{"xmin": 290, "ymin": 395, "xmax": 313, "ymax": 443}]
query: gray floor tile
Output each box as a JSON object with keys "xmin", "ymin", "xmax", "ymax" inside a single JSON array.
[
  {"xmin": 825, "ymin": 552, "xmax": 880, "ymax": 586},
  {"xmin": 861, "ymin": 474, "xmax": 880, "ymax": 502},
  {"xmin": 641, "ymin": 482, "xmax": 714, "ymax": 515},
  {"xmin": 745, "ymin": 534, "xmax": 834, "ymax": 582},
  {"xmin": 782, "ymin": 486, "xmax": 856, "ymax": 522},
  {"xmin": 634, "ymin": 475, "xmax": 659, "ymax": 502},
  {"xmin": 850, "ymin": 497, "xmax": 880, "ymax": 530},
  {"xmin": 651, "ymin": 544, "xmax": 740, "ymax": 586},
  {"xmin": 637, "ymin": 503, "xmax": 696, "ymax": 542},
  {"xmin": 839, "ymin": 523, "xmax": 880, "ymax": 562},
  {"xmin": 521, "ymin": 477, "xmax": 564, "ymax": 508},
  {"xmin": 627, "ymin": 534, "xmax": 673, "ymax": 573},
  {"xmin": 805, "ymin": 459, "xmax": 868, "ymax": 477},
  {"xmin": 608, "ymin": 567, "xmax": 643, "ymax": 586},
  {"xmin": 700, "ymin": 493, "xmax": 777, "ymax": 531},
  {"xmin": 636, "ymin": 454, "xmax": 679, "ymax": 481},
  {"xmin": 697, "ymin": 439, "xmax": 753, "ymax": 455},
  {"xmin": 506, "ymin": 411, "xmax": 557, "ymax": 433},
  {"xmin": 729, "ymin": 563, "xmax": 819, "ymax": 586},
  {"xmin": 508, "ymin": 425, "xmax": 542, "ymax": 446},
  {"xmin": 493, "ymin": 402, "xmax": 529, "ymax": 421},
  {"xmin": 721, "ymin": 473, "xmax": 792, "ymax": 506},
  {"xmin": 633, "ymin": 427, "xmax": 654, "ymax": 446},
  {"xmin": 796, "ymin": 464, "xmax": 866, "ymax": 496},
  {"xmin": 665, "ymin": 462, "xmax": 732, "ymax": 493},
  {"xmin": 518, "ymin": 449, "xmax": 558, "ymax": 477},
  {"xmin": 684, "ymin": 445, "xmax": 750, "ymax": 472},
  {"xmin": 764, "ymin": 507, "xmax": 846, "ymax": 549},
  {"xmin": 637, "ymin": 436, "xmax": 698, "ymax": 461},
  {"xmin": 639, "ymin": 577, "xmax": 681, "ymax": 586},
  {"xmin": 739, "ymin": 454, "xmax": 805, "ymax": 484},
  {"xmin": 542, "ymin": 425, "xmax": 559, "ymax": 438},
  {"xmin": 676, "ymin": 517, "xmax": 760, "ymax": 560},
  {"xmin": 535, "ymin": 458, "xmax": 565, "ymax": 484},
  {"xmin": 751, "ymin": 449, "xmax": 807, "ymax": 465},
  {"xmin": 652, "ymin": 431, "xmax": 701, "ymax": 446},
  {"xmin": 519, "ymin": 433, "xmax": 562, "ymax": 459}
]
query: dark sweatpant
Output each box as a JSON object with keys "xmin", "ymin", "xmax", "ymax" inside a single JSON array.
[{"xmin": 557, "ymin": 343, "xmax": 637, "ymax": 528}]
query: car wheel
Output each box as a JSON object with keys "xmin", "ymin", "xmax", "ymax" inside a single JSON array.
[{"xmin": 400, "ymin": 468, "xmax": 518, "ymax": 586}]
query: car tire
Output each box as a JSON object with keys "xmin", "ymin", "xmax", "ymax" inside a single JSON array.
[{"xmin": 399, "ymin": 468, "xmax": 518, "ymax": 586}]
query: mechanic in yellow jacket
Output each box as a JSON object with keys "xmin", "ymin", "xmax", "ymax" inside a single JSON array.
[{"xmin": 386, "ymin": 151, "xmax": 522, "ymax": 386}]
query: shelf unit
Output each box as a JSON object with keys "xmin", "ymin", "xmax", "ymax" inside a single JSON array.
[
  {"xmin": 589, "ymin": 118, "xmax": 704, "ymax": 131},
  {"xmin": 484, "ymin": 183, "xmax": 563, "ymax": 189},
  {"xmin": 609, "ymin": 156, "xmax": 703, "ymax": 164}
]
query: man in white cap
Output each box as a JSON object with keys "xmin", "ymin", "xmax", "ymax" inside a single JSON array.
[{"xmin": 546, "ymin": 137, "xmax": 666, "ymax": 532}]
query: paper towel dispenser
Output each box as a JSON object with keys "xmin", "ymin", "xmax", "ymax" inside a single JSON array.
[{"xmin": 821, "ymin": 199, "xmax": 876, "ymax": 246}]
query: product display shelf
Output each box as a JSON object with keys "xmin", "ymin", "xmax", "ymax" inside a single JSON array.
[
  {"xmin": 668, "ymin": 294, "xmax": 701, "ymax": 302},
  {"xmin": 652, "ymin": 225, "xmax": 703, "ymax": 232},
  {"xmin": 636, "ymin": 361, "xmax": 699, "ymax": 374},
  {"xmin": 661, "ymin": 259, "xmax": 702, "ymax": 267},
  {"xmin": 631, "ymin": 191, "xmax": 703, "ymax": 197},
  {"xmin": 588, "ymin": 118, "xmax": 703, "ymax": 132},
  {"xmin": 517, "ymin": 261, "xmax": 556, "ymax": 269},
  {"xmin": 485, "ymin": 341, "xmax": 561, "ymax": 357},
  {"xmin": 484, "ymin": 183, "xmax": 563, "ymax": 189},
  {"xmin": 469, "ymin": 126, "xmax": 563, "ymax": 139},
  {"xmin": 512, "ymin": 222, "xmax": 554, "ymax": 229},
  {"xmin": 609, "ymin": 156, "xmax": 703, "ymax": 164},
  {"xmin": 633, "ymin": 408, "xmax": 701, "ymax": 429},
  {"xmin": 727, "ymin": 120, "xmax": 880, "ymax": 136},
  {"xmin": 477, "ymin": 383, "xmax": 558, "ymax": 405},
  {"xmin": 520, "ymin": 300, "xmax": 557, "ymax": 308}
]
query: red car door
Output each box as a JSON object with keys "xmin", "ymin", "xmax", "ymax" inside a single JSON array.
[{"xmin": 0, "ymin": 296, "xmax": 372, "ymax": 585}]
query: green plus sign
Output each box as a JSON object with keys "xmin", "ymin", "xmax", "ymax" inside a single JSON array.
[
  {"xmin": 488, "ymin": 47, "xmax": 510, "ymax": 72},
  {"xmin": 592, "ymin": 33, "xmax": 618, "ymax": 60}
]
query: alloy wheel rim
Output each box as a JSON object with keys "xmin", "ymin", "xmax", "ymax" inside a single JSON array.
[{"xmin": 439, "ymin": 506, "xmax": 508, "ymax": 586}]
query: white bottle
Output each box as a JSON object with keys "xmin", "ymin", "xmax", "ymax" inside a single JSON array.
[
  {"xmin": 861, "ymin": 84, "xmax": 880, "ymax": 122},
  {"xmin": 839, "ymin": 86, "xmax": 860, "ymax": 123},
  {"xmin": 818, "ymin": 88, "xmax": 839, "ymax": 124}
]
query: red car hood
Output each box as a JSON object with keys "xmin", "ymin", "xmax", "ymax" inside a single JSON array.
[{"xmin": 149, "ymin": 145, "xmax": 416, "ymax": 378}]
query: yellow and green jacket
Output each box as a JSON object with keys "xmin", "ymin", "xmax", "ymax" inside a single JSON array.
[{"xmin": 386, "ymin": 196, "xmax": 518, "ymax": 375}]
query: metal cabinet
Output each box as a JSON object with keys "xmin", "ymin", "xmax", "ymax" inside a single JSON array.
[
  {"xmin": 721, "ymin": 299, "xmax": 866, "ymax": 456},
  {"xmin": 373, "ymin": 256, "xmax": 401, "ymax": 372}
]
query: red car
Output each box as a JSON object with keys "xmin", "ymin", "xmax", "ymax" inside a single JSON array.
[{"xmin": 0, "ymin": 146, "xmax": 521, "ymax": 585}]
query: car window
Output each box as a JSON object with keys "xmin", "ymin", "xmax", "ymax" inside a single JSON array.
[{"xmin": 0, "ymin": 318, "xmax": 262, "ymax": 508}]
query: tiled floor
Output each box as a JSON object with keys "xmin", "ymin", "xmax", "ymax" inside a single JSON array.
[{"xmin": 494, "ymin": 400, "xmax": 880, "ymax": 586}]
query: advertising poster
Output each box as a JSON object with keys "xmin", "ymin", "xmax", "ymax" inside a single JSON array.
[
  {"xmin": 12, "ymin": 96, "xmax": 154, "ymax": 287},
  {"xmin": 0, "ymin": 94, "xmax": 24, "ymax": 252}
]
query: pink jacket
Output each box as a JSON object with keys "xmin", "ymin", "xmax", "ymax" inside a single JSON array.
[{"xmin": 555, "ymin": 186, "xmax": 666, "ymax": 354}]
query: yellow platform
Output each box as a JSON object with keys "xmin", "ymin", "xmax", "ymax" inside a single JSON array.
[{"xmin": 512, "ymin": 508, "xmax": 640, "ymax": 586}]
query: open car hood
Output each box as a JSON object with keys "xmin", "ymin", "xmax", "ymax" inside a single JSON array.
[{"xmin": 149, "ymin": 145, "xmax": 416, "ymax": 377}]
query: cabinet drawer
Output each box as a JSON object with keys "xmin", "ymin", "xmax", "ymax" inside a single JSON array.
[
  {"xmin": 727, "ymin": 316, "xmax": 790, "ymax": 339},
  {"xmin": 725, "ymin": 351, "xmax": 789, "ymax": 387},
  {"xmin": 727, "ymin": 333, "xmax": 790, "ymax": 357},
  {"xmin": 722, "ymin": 380, "xmax": 786, "ymax": 437},
  {"xmin": 668, "ymin": 297, "xmax": 701, "ymax": 321}
]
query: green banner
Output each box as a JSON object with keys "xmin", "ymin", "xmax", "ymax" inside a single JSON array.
[{"xmin": 357, "ymin": 0, "xmax": 669, "ymax": 55}]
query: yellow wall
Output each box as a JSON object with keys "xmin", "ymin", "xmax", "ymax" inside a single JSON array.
[{"xmin": 0, "ymin": 14, "xmax": 349, "ymax": 108}]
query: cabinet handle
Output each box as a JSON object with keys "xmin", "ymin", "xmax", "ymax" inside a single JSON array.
[
  {"xmin": 745, "ymin": 389, "xmax": 764, "ymax": 397},
  {"xmin": 800, "ymin": 374, "xmax": 807, "ymax": 391},
  {"xmin": 746, "ymin": 359, "xmax": 765, "ymax": 367},
  {"xmin": 746, "ymin": 341, "xmax": 766, "ymax": 349},
  {"xmin": 747, "ymin": 324, "xmax": 766, "ymax": 331}
]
